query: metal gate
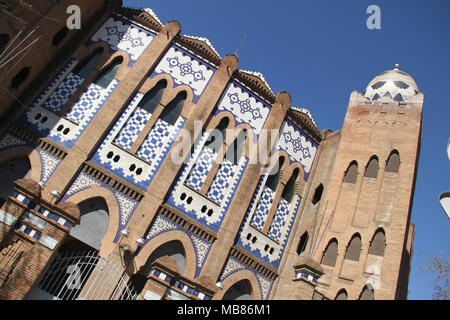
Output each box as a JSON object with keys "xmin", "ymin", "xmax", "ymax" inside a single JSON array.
[{"xmin": 36, "ymin": 250, "xmax": 139, "ymax": 300}]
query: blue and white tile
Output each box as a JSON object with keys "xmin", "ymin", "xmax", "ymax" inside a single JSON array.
[
  {"xmin": 250, "ymin": 186, "xmax": 275, "ymax": 231},
  {"xmin": 44, "ymin": 72, "xmax": 84, "ymax": 112},
  {"xmin": 151, "ymin": 45, "xmax": 215, "ymax": 103},
  {"xmin": 275, "ymin": 120, "xmax": 318, "ymax": 180},
  {"xmin": 185, "ymin": 147, "xmax": 217, "ymax": 192},
  {"xmin": 216, "ymin": 81, "xmax": 271, "ymax": 136},
  {"xmin": 206, "ymin": 158, "xmax": 235, "ymax": 204},
  {"xmin": 89, "ymin": 14, "xmax": 155, "ymax": 66},
  {"xmin": 37, "ymin": 148, "xmax": 62, "ymax": 183}
]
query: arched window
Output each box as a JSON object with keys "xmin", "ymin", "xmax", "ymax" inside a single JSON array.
[
  {"xmin": 0, "ymin": 157, "xmax": 31, "ymax": 205},
  {"xmin": 205, "ymin": 117, "xmax": 229, "ymax": 150},
  {"xmin": 344, "ymin": 234, "xmax": 362, "ymax": 262},
  {"xmin": 296, "ymin": 231, "xmax": 309, "ymax": 255},
  {"xmin": 365, "ymin": 156, "xmax": 379, "ymax": 178},
  {"xmin": 321, "ymin": 238, "xmax": 338, "ymax": 267},
  {"xmin": 222, "ymin": 280, "xmax": 251, "ymax": 300},
  {"xmin": 335, "ymin": 289, "xmax": 348, "ymax": 300},
  {"xmin": 126, "ymin": 241, "xmax": 186, "ymax": 296},
  {"xmin": 386, "ymin": 150, "xmax": 400, "ymax": 173},
  {"xmin": 69, "ymin": 197, "xmax": 109, "ymax": 251},
  {"xmin": 72, "ymin": 48, "xmax": 103, "ymax": 79},
  {"xmin": 224, "ymin": 129, "xmax": 247, "ymax": 165},
  {"xmin": 312, "ymin": 183, "xmax": 324, "ymax": 205},
  {"xmin": 138, "ymin": 80, "xmax": 167, "ymax": 114},
  {"xmin": 94, "ymin": 56, "xmax": 123, "ymax": 89},
  {"xmin": 265, "ymin": 157, "xmax": 285, "ymax": 192},
  {"xmin": 51, "ymin": 26, "xmax": 69, "ymax": 46},
  {"xmin": 281, "ymin": 168, "xmax": 299, "ymax": 203},
  {"xmin": 343, "ymin": 161, "xmax": 358, "ymax": 184},
  {"xmin": 0, "ymin": 33, "xmax": 10, "ymax": 52},
  {"xmin": 369, "ymin": 228, "xmax": 386, "ymax": 257},
  {"xmin": 359, "ymin": 285, "xmax": 375, "ymax": 300},
  {"xmin": 10, "ymin": 66, "xmax": 31, "ymax": 89},
  {"xmin": 159, "ymin": 91, "xmax": 187, "ymax": 126}
]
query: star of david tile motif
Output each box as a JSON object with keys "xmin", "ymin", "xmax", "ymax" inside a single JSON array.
[{"xmin": 88, "ymin": 15, "xmax": 155, "ymax": 66}]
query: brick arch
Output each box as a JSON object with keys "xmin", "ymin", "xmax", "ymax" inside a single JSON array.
[
  {"xmin": 99, "ymin": 51, "xmax": 131, "ymax": 80},
  {"xmin": 73, "ymin": 42, "xmax": 110, "ymax": 71},
  {"xmin": 135, "ymin": 230, "xmax": 197, "ymax": 279},
  {"xmin": 0, "ymin": 146, "xmax": 42, "ymax": 183},
  {"xmin": 214, "ymin": 269, "xmax": 262, "ymax": 300},
  {"xmin": 63, "ymin": 186, "xmax": 120, "ymax": 258}
]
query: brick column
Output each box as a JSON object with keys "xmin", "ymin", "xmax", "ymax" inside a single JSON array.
[
  {"xmin": 292, "ymin": 256, "xmax": 324, "ymax": 300},
  {"xmin": 200, "ymin": 91, "xmax": 291, "ymax": 282},
  {"xmin": 0, "ymin": 179, "xmax": 79, "ymax": 300}
]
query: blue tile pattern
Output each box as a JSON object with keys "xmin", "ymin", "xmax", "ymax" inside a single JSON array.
[
  {"xmin": 87, "ymin": 14, "xmax": 156, "ymax": 66},
  {"xmin": 91, "ymin": 91, "xmax": 186, "ymax": 190},
  {"xmin": 114, "ymin": 107, "xmax": 151, "ymax": 150},
  {"xmin": 267, "ymin": 198, "xmax": 290, "ymax": 242},
  {"xmin": 250, "ymin": 187, "xmax": 275, "ymax": 231},
  {"xmin": 44, "ymin": 72, "xmax": 84, "ymax": 112},
  {"xmin": 185, "ymin": 147, "xmax": 216, "ymax": 192},
  {"xmin": 150, "ymin": 45, "xmax": 216, "ymax": 103},
  {"xmin": 206, "ymin": 158, "xmax": 235, "ymax": 204},
  {"xmin": 65, "ymin": 82, "xmax": 104, "ymax": 124}
]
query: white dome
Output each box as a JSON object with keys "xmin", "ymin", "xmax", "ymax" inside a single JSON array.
[{"xmin": 364, "ymin": 65, "xmax": 419, "ymax": 101}]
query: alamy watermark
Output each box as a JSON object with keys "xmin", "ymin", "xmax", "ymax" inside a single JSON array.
[{"xmin": 366, "ymin": 5, "xmax": 381, "ymax": 30}]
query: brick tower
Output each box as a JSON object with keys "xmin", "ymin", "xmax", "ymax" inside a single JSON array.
[{"xmin": 277, "ymin": 65, "xmax": 422, "ymax": 300}]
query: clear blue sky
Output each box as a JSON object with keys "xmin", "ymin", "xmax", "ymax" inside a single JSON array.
[{"xmin": 123, "ymin": 0, "xmax": 450, "ymax": 299}]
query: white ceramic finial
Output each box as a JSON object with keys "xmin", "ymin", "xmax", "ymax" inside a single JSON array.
[{"xmin": 394, "ymin": 63, "xmax": 399, "ymax": 70}]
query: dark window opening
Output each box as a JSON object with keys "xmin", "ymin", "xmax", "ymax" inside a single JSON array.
[
  {"xmin": 10, "ymin": 66, "xmax": 31, "ymax": 90},
  {"xmin": 343, "ymin": 161, "xmax": 358, "ymax": 184},
  {"xmin": 369, "ymin": 229, "xmax": 386, "ymax": 257},
  {"xmin": 296, "ymin": 231, "xmax": 309, "ymax": 255},
  {"xmin": 365, "ymin": 156, "xmax": 379, "ymax": 178},
  {"xmin": 312, "ymin": 183, "xmax": 324, "ymax": 205},
  {"xmin": 73, "ymin": 49, "xmax": 103, "ymax": 79},
  {"xmin": 321, "ymin": 238, "xmax": 338, "ymax": 267},
  {"xmin": 282, "ymin": 168, "xmax": 299, "ymax": 202},
  {"xmin": 344, "ymin": 234, "xmax": 362, "ymax": 262},
  {"xmin": 52, "ymin": 26, "xmax": 69, "ymax": 46},
  {"xmin": 385, "ymin": 150, "xmax": 400, "ymax": 173},
  {"xmin": 265, "ymin": 157, "xmax": 285, "ymax": 192},
  {"xmin": 138, "ymin": 80, "xmax": 167, "ymax": 114},
  {"xmin": 159, "ymin": 91, "xmax": 187, "ymax": 126},
  {"xmin": 94, "ymin": 56, "xmax": 123, "ymax": 89}
]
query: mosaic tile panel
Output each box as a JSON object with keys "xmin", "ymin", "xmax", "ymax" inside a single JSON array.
[
  {"xmin": 185, "ymin": 147, "xmax": 216, "ymax": 192},
  {"xmin": 166, "ymin": 132, "xmax": 249, "ymax": 232},
  {"xmin": 267, "ymin": 198, "xmax": 290, "ymax": 242},
  {"xmin": 275, "ymin": 120, "xmax": 318, "ymax": 181},
  {"xmin": 206, "ymin": 158, "xmax": 235, "ymax": 204},
  {"xmin": 215, "ymin": 81, "xmax": 271, "ymax": 137},
  {"xmin": 235, "ymin": 172, "xmax": 302, "ymax": 269},
  {"xmin": 150, "ymin": 45, "xmax": 215, "ymax": 103},
  {"xmin": 44, "ymin": 72, "xmax": 84, "ymax": 112},
  {"xmin": 37, "ymin": 148, "xmax": 62, "ymax": 184},
  {"xmin": 92, "ymin": 92, "xmax": 186, "ymax": 190},
  {"xmin": 88, "ymin": 14, "xmax": 156, "ymax": 66},
  {"xmin": 113, "ymin": 106, "xmax": 151, "ymax": 150},
  {"xmin": 250, "ymin": 186, "xmax": 275, "ymax": 231}
]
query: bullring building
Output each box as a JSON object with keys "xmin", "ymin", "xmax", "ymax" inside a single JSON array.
[{"xmin": 0, "ymin": 1, "xmax": 421, "ymax": 300}]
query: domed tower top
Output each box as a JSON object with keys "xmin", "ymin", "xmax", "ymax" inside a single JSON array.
[{"xmin": 363, "ymin": 64, "xmax": 419, "ymax": 102}]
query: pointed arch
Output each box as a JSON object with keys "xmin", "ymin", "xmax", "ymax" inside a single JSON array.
[
  {"xmin": 296, "ymin": 231, "xmax": 309, "ymax": 255},
  {"xmin": 312, "ymin": 183, "xmax": 324, "ymax": 205},
  {"xmin": 265, "ymin": 156, "xmax": 285, "ymax": 192},
  {"xmin": 321, "ymin": 238, "xmax": 338, "ymax": 267},
  {"xmin": 385, "ymin": 150, "xmax": 400, "ymax": 173},
  {"xmin": 369, "ymin": 228, "xmax": 386, "ymax": 257},
  {"xmin": 159, "ymin": 90, "xmax": 187, "ymax": 125},
  {"xmin": 344, "ymin": 233, "xmax": 362, "ymax": 262},
  {"xmin": 93, "ymin": 55, "xmax": 123, "ymax": 89},
  {"xmin": 335, "ymin": 289, "xmax": 348, "ymax": 300},
  {"xmin": 137, "ymin": 79, "xmax": 167, "ymax": 114},
  {"xmin": 365, "ymin": 155, "xmax": 379, "ymax": 178},
  {"xmin": 72, "ymin": 48, "xmax": 103, "ymax": 79},
  {"xmin": 359, "ymin": 284, "xmax": 375, "ymax": 300},
  {"xmin": 281, "ymin": 167, "xmax": 300, "ymax": 203},
  {"xmin": 343, "ymin": 161, "xmax": 358, "ymax": 184},
  {"xmin": 63, "ymin": 186, "xmax": 120, "ymax": 257}
]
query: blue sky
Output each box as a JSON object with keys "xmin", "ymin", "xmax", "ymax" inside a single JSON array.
[{"xmin": 123, "ymin": 0, "xmax": 450, "ymax": 299}]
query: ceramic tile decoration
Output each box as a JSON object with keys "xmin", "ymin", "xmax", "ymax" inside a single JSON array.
[
  {"xmin": 88, "ymin": 14, "xmax": 156, "ymax": 66},
  {"xmin": 144, "ymin": 214, "xmax": 212, "ymax": 277},
  {"xmin": 166, "ymin": 132, "xmax": 248, "ymax": 232},
  {"xmin": 92, "ymin": 92, "xmax": 186, "ymax": 190},
  {"xmin": 219, "ymin": 255, "xmax": 274, "ymax": 300},
  {"xmin": 37, "ymin": 148, "xmax": 62, "ymax": 184},
  {"xmin": 150, "ymin": 45, "xmax": 215, "ymax": 103},
  {"xmin": 62, "ymin": 171, "xmax": 138, "ymax": 242},
  {"xmin": 235, "ymin": 173, "xmax": 302, "ymax": 269},
  {"xmin": 215, "ymin": 81, "xmax": 271, "ymax": 138},
  {"xmin": 0, "ymin": 133, "xmax": 27, "ymax": 152},
  {"xmin": 250, "ymin": 186, "xmax": 275, "ymax": 231},
  {"xmin": 275, "ymin": 120, "xmax": 318, "ymax": 181}
]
